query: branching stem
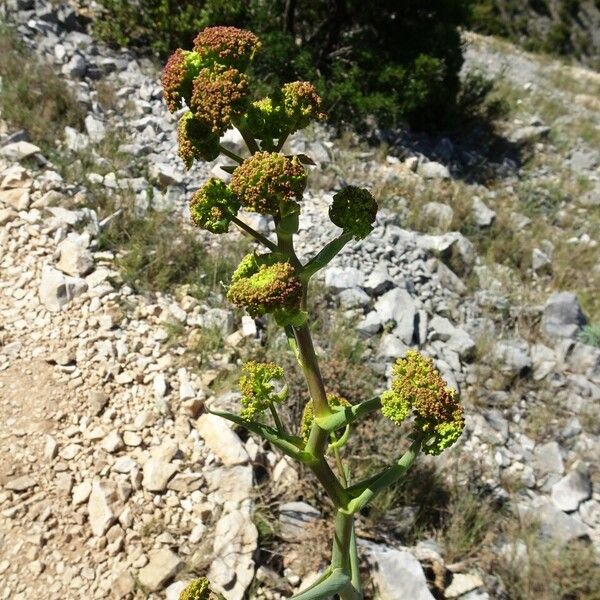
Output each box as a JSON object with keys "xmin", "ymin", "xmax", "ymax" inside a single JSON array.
[
  {"xmin": 231, "ymin": 215, "xmax": 278, "ymax": 252},
  {"xmin": 218, "ymin": 145, "xmax": 244, "ymax": 163}
]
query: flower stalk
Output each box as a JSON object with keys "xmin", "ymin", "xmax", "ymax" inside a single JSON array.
[{"xmin": 162, "ymin": 26, "xmax": 465, "ymax": 600}]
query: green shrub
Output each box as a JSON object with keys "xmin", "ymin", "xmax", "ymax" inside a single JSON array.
[
  {"xmin": 579, "ymin": 324, "xmax": 600, "ymax": 347},
  {"xmin": 93, "ymin": 0, "xmax": 472, "ymax": 130},
  {"xmin": 469, "ymin": 0, "xmax": 598, "ymax": 65}
]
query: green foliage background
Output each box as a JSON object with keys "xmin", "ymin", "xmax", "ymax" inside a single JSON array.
[
  {"xmin": 93, "ymin": 0, "xmax": 471, "ymax": 130},
  {"xmin": 469, "ymin": 0, "xmax": 600, "ymax": 68}
]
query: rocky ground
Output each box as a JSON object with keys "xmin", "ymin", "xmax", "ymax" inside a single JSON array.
[{"xmin": 0, "ymin": 1, "xmax": 599, "ymax": 599}]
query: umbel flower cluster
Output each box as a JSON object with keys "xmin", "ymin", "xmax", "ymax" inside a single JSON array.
[{"xmin": 162, "ymin": 26, "xmax": 465, "ymax": 600}]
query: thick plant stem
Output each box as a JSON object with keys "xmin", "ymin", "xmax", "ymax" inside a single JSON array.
[
  {"xmin": 349, "ymin": 522, "xmax": 362, "ymax": 596},
  {"xmin": 310, "ymin": 456, "xmax": 349, "ymax": 508},
  {"xmin": 331, "ymin": 511, "xmax": 363, "ymax": 600},
  {"xmin": 293, "ymin": 324, "xmax": 331, "ymax": 421}
]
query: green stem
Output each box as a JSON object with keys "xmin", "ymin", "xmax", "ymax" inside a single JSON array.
[
  {"xmin": 269, "ymin": 403, "xmax": 284, "ymax": 433},
  {"xmin": 231, "ymin": 215, "xmax": 278, "ymax": 252},
  {"xmin": 331, "ymin": 511, "xmax": 362, "ymax": 599},
  {"xmin": 333, "ymin": 445, "xmax": 348, "ymax": 487},
  {"xmin": 301, "ymin": 231, "xmax": 353, "ymax": 282},
  {"xmin": 237, "ymin": 126, "xmax": 260, "ymax": 154},
  {"xmin": 284, "ymin": 325, "xmax": 301, "ymax": 366},
  {"xmin": 346, "ymin": 436, "xmax": 422, "ymax": 514},
  {"xmin": 218, "ymin": 145, "xmax": 244, "ymax": 163},
  {"xmin": 293, "ymin": 324, "xmax": 332, "ymax": 422},
  {"xmin": 274, "ymin": 129, "xmax": 291, "ymax": 152},
  {"xmin": 349, "ymin": 521, "xmax": 362, "ymax": 596},
  {"xmin": 315, "ymin": 396, "xmax": 382, "ymax": 433},
  {"xmin": 329, "ymin": 426, "xmax": 351, "ymax": 452},
  {"xmin": 309, "ymin": 456, "xmax": 350, "ymax": 508}
]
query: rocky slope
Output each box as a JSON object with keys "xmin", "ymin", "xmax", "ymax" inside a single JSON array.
[{"xmin": 0, "ymin": 1, "xmax": 599, "ymax": 599}]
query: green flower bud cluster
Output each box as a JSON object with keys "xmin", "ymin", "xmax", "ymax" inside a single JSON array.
[
  {"xmin": 381, "ymin": 350, "xmax": 465, "ymax": 455},
  {"xmin": 179, "ymin": 577, "xmax": 223, "ymax": 600},
  {"xmin": 162, "ymin": 26, "xmax": 260, "ymax": 169},
  {"xmin": 189, "ymin": 178, "xmax": 240, "ymax": 234},
  {"xmin": 242, "ymin": 81, "xmax": 326, "ymax": 143},
  {"xmin": 230, "ymin": 152, "xmax": 306, "ymax": 216},
  {"xmin": 227, "ymin": 253, "xmax": 303, "ymax": 321},
  {"xmin": 239, "ymin": 361, "xmax": 286, "ymax": 421},
  {"xmin": 300, "ymin": 394, "xmax": 351, "ymax": 442},
  {"xmin": 329, "ymin": 186, "xmax": 378, "ymax": 240},
  {"xmin": 177, "ymin": 112, "xmax": 220, "ymax": 165}
]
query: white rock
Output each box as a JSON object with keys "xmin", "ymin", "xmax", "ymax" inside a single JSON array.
[
  {"xmin": 64, "ymin": 126, "xmax": 89, "ymax": 152},
  {"xmin": 196, "ymin": 413, "xmax": 249, "ymax": 466},
  {"xmin": 418, "ymin": 161, "xmax": 450, "ymax": 179},
  {"xmin": 153, "ymin": 373, "xmax": 168, "ymax": 399},
  {"xmin": 101, "ymin": 430, "xmax": 124, "ymax": 454},
  {"xmin": 471, "ymin": 197, "xmax": 496, "ymax": 227},
  {"xmin": 166, "ymin": 581, "xmax": 192, "ymax": 600},
  {"xmin": 204, "ymin": 465, "xmax": 253, "ymax": 506},
  {"xmin": 56, "ymin": 236, "xmax": 94, "ymax": 277},
  {"xmin": 446, "ymin": 573, "xmax": 484, "ymax": 598},
  {"xmin": 84, "ymin": 115, "xmax": 106, "ymax": 142},
  {"xmin": 88, "ymin": 480, "xmax": 116, "ymax": 536},
  {"xmin": 0, "ymin": 141, "xmax": 42, "ymax": 161},
  {"xmin": 241, "ymin": 315, "xmax": 257, "ymax": 338},
  {"xmin": 72, "ymin": 481, "xmax": 92, "ymax": 505},
  {"xmin": 138, "ymin": 549, "xmax": 183, "ymax": 592},
  {"xmin": 149, "ymin": 162, "xmax": 182, "ymax": 186},
  {"xmin": 142, "ymin": 458, "xmax": 178, "ymax": 492},
  {"xmin": 324, "ymin": 266, "xmax": 364, "ymax": 292},
  {"xmin": 551, "ymin": 465, "xmax": 591, "ymax": 512},
  {"xmin": 0, "ymin": 188, "xmax": 30, "ymax": 210},
  {"xmin": 38, "ymin": 265, "xmax": 88, "ymax": 312},
  {"xmin": 363, "ymin": 542, "xmax": 435, "ymax": 600},
  {"xmin": 209, "ymin": 510, "xmax": 258, "ymax": 600}
]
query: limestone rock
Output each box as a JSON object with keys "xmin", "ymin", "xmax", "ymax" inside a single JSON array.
[
  {"xmin": 551, "ymin": 465, "xmax": 591, "ymax": 512},
  {"xmin": 56, "ymin": 236, "xmax": 94, "ymax": 277},
  {"xmin": 88, "ymin": 480, "xmax": 116, "ymax": 537},
  {"xmin": 142, "ymin": 458, "xmax": 178, "ymax": 492},
  {"xmin": 84, "ymin": 115, "xmax": 106, "ymax": 142},
  {"xmin": 5, "ymin": 474, "xmax": 36, "ymax": 492},
  {"xmin": 209, "ymin": 510, "xmax": 258, "ymax": 600},
  {"xmin": 196, "ymin": 413, "xmax": 249, "ymax": 466},
  {"xmin": 138, "ymin": 549, "xmax": 183, "ymax": 592},
  {"xmin": 533, "ymin": 441, "xmax": 564, "ymax": 476},
  {"xmin": 0, "ymin": 141, "xmax": 42, "ymax": 161},
  {"xmin": 279, "ymin": 502, "xmax": 321, "ymax": 542},
  {"xmin": 541, "ymin": 292, "xmax": 587, "ymax": 339},
  {"xmin": 422, "ymin": 201, "xmax": 454, "ymax": 229},
  {"xmin": 204, "ymin": 465, "xmax": 253, "ymax": 506},
  {"xmin": 471, "ymin": 197, "xmax": 496, "ymax": 227},
  {"xmin": 363, "ymin": 542, "xmax": 435, "ymax": 600},
  {"xmin": 38, "ymin": 265, "xmax": 88, "ymax": 312},
  {"xmin": 418, "ymin": 161, "xmax": 450, "ymax": 179},
  {"xmin": 324, "ymin": 266, "xmax": 364, "ymax": 293},
  {"xmin": 0, "ymin": 187, "xmax": 30, "ymax": 210},
  {"xmin": 374, "ymin": 288, "xmax": 416, "ymax": 343}
]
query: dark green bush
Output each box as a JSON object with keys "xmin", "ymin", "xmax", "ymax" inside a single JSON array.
[
  {"xmin": 469, "ymin": 0, "xmax": 598, "ymax": 66},
  {"xmin": 93, "ymin": 0, "xmax": 471, "ymax": 130}
]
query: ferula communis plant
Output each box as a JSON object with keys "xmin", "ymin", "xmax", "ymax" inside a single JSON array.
[{"xmin": 163, "ymin": 25, "xmax": 465, "ymax": 600}]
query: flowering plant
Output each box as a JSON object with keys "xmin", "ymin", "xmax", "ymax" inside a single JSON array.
[{"xmin": 163, "ymin": 26, "xmax": 465, "ymax": 600}]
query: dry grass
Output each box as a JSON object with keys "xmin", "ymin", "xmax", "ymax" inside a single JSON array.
[{"xmin": 0, "ymin": 23, "xmax": 85, "ymax": 149}]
